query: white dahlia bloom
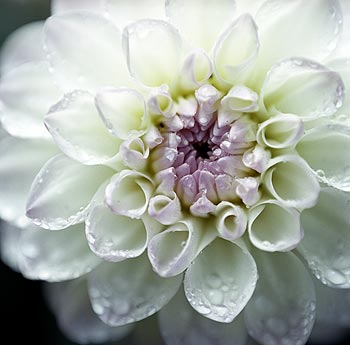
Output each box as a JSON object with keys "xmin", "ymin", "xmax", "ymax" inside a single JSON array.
[{"xmin": 1, "ymin": 0, "xmax": 350, "ymax": 344}]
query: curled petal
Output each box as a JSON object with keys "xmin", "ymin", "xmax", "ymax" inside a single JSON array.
[
  {"xmin": 263, "ymin": 155, "xmax": 320, "ymax": 210},
  {"xmin": 190, "ymin": 194, "xmax": 216, "ymax": 217},
  {"xmin": 143, "ymin": 125, "xmax": 163, "ymax": 149},
  {"xmin": 215, "ymin": 201, "xmax": 247, "ymax": 241},
  {"xmin": 257, "ymin": 113, "xmax": 304, "ymax": 149},
  {"xmin": 123, "ymin": 19, "xmax": 182, "ymax": 87},
  {"xmin": 184, "ymin": 239, "xmax": 257, "ymax": 323},
  {"xmin": 147, "ymin": 85, "xmax": 175, "ymax": 117},
  {"xmin": 26, "ymin": 154, "xmax": 112, "ymax": 230},
  {"xmin": 215, "ymin": 174, "xmax": 239, "ymax": 202},
  {"xmin": 236, "ymin": 177, "xmax": 260, "ymax": 207},
  {"xmin": 119, "ymin": 137, "xmax": 149, "ymax": 171},
  {"xmin": 44, "ymin": 11, "xmax": 131, "ymax": 91},
  {"xmin": 179, "ymin": 49, "xmax": 213, "ymax": 91},
  {"xmin": 244, "ymin": 250, "xmax": 316, "ymax": 345},
  {"xmin": 86, "ymin": 190, "xmax": 160, "ymax": 262},
  {"xmin": 95, "ymin": 87, "xmax": 147, "ymax": 140},
  {"xmin": 88, "ymin": 254, "xmax": 182, "ymax": 326},
  {"xmin": 51, "ymin": 0, "xmax": 104, "ymax": 14},
  {"xmin": 297, "ymin": 124, "xmax": 350, "ymax": 192},
  {"xmin": 260, "ymin": 58, "xmax": 345, "ymax": 120},
  {"xmin": 248, "ymin": 200, "xmax": 303, "ymax": 252},
  {"xmin": 18, "ymin": 224, "xmax": 101, "ymax": 282},
  {"xmin": 213, "ymin": 14, "xmax": 259, "ymax": 84},
  {"xmin": 45, "ymin": 90, "xmax": 121, "ymax": 165},
  {"xmin": 166, "ymin": 0, "xmax": 236, "ymax": 52},
  {"xmin": 148, "ymin": 192, "xmax": 182, "ymax": 225},
  {"xmin": 155, "ymin": 167, "xmax": 177, "ymax": 195},
  {"xmin": 105, "ymin": 170, "xmax": 154, "ymax": 219},
  {"xmin": 242, "ymin": 145, "xmax": 271, "ymax": 173},
  {"xmin": 221, "ymin": 85, "xmax": 259, "ymax": 113},
  {"xmin": 148, "ymin": 217, "xmax": 216, "ymax": 277},
  {"xmin": 298, "ymin": 187, "xmax": 350, "ymax": 288}
]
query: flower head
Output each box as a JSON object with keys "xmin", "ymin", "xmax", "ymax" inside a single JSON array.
[{"xmin": 1, "ymin": 0, "xmax": 350, "ymax": 344}]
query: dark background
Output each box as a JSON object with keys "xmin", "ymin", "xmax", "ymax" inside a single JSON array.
[{"xmin": 0, "ymin": 1, "xmax": 349, "ymax": 344}]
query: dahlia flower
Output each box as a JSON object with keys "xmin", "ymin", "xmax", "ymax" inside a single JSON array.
[{"xmin": 0, "ymin": 0, "xmax": 349, "ymax": 344}]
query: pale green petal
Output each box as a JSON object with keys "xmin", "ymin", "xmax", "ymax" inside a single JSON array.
[
  {"xmin": 297, "ymin": 124, "xmax": 350, "ymax": 192},
  {"xmin": 244, "ymin": 251, "xmax": 316, "ymax": 345},
  {"xmin": 263, "ymin": 154, "xmax": 320, "ymax": 210},
  {"xmin": 26, "ymin": 154, "xmax": 113, "ymax": 230},
  {"xmin": 166, "ymin": 0, "xmax": 236, "ymax": 52},
  {"xmin": 123, "ymin": 20, "xmax": 182, "ymax": 87},
  {"xmin": 158, "ymin": 289, "xmax": 248, "ymax": 345},
  {"xmin": 18, "ymin": 224, "xmax": 101, "ymax": 282},
  {"xmin": 45, "ymin": 90, "xmax": 121, "ymax": 165},
  {"xmin": 184, "ymin": 239, "xmax": 257, "ymax": 323},
  {"xmin": 298, "ymin": 187, "xmax": 350, "ymax": 288},
  {"xmin": 45, "ymin": 278, "xmax": 133, "ymax": 344},
  {"xmin": 248, "ymin": 200, "xmax": 303, "ymax": 252},
  {"xmin": 260, "ymin": 58, "xmax": 344, "ymax": 120},
  {"xmin": 88, "ymin": 254, "xmax": 182, "ymax": 326}
]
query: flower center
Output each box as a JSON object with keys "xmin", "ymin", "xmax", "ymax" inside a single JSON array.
[{"xmin": 150, "ymin": 84, "xmax": 263, "ymax": 216}]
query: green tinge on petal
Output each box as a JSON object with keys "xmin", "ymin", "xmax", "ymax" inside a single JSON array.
[
  {"xmin": 263, "ymin": 154, "xmax": 320, "ymax": 210},
  {"xmin": 248, "ymin": 200, "xmax": 303, "ymax": 252},
  {"xmin": 297, "ymin": 125, "xmax": 350, "ymax": 192}
]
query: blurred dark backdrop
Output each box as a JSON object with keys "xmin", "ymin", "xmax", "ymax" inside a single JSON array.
[{"xmin": 0, "ymin": 1, "xmax": 349, "ymax": 344}]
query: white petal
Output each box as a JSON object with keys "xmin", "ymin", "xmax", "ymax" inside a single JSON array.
[
  {"xmin": 45, "ymin": 90, "xmax": 120, "ymax": 165},
  {"xmin": 158, "ymin": 289, "xmax": 248, "ymax": 345},
  {"xmin": 105, "ymin": 170, "xmax": 154, "ymax": 219},
  {"xmin": 235, "ymin": 0, "xmax": 264, "ymax": 17},
  {"xmin": 178, "ymin": 49, "xmax": 213, "ymax": 91},
  {"xmin": 312, "ymin": 275, "xmax": 350, "ymax": 327},
  {"xmin": 263, "ymin": 154, "xmax": 320, "ymax": 210},
  {"xmin": 0, "ymin": 222, "xmax": 22, "ymax": 271},
  {"xmin": 254, "ymin": 0, "xmax": 342, "ymax": 81},
  {"xmin": 147, "ymin": 85, "xmax": 175, "ymax": 117},
  {"xmin": 148, "ymin": 192, "xmax": 182, "ymax": 225},
  {"xmin": 44, "ymin": 12, "xmax": 131, "ymax": 91},
  {"xmin": 88, "ymin": 254, "xmax": 183, "ymax": 326},
  {"xmin": 298, "ymin": 187, "xmax": 350, "ymax": 288},
  {"xmin": 0, "ymin": 21, "xmax": 45, "ymax": 74},
  {"xmin": 26, "ymin": 154, "xmax": 112, "ymax": 230},
  {"xmin": 86, "ymin": 201, "xmax": 153, "ymax": 262},
  {"xmin": 221, "ymin": 85, "xmax": 259, "ymax": 113},
  {"xmin": 123, "ymin": 19, "xmax": 182, "ymax": 87},
  {"xmin": 0, "ymin": 136, "xmax": 57, "ymax": 227},
  {"xmin": 51, "ymin": 0, "xmax": 104, "ymax": 14},
  {"xmin": 0, "ymin": 61, "xmax": 61, "ymax": 139},
  {"xmin": 45, "ymin": 278, "xmax": 133, "ymax": 344},
  {"xmin": 18, "ymin": 224, "xmax": 100, "ymax": 282},
  {"xmin": 213, "ymin": 14, "xmax": 259, "ymax": 84},
  {"xmin": 248, "ymin": 200, "xmax": 303, "ymax": 252},
  {"xmin": 244, "ymin": 251, "xmax": 316, "ymax": 345},
  {"xmin": 327, "ymin": 58, "xmax": 350, "ymax": 115},
  {"xmin": 119, "ymin": 137, "xmax": 149, "ymax": 170},
  {"xmin": 215, "ymin": 201, "xmax": 247, "ymax": 241},
  {"xmin": 148, "ymin": 217, "xmax": 216, "ymax": 277},
  {"xmin": 257, "ymin": 114, "xmax": 304, "ymax": 149},
  {"xmin": 166, "ymin": 0, "xmax": 236, "ymax": 52},
  {"xmin": 297, "ymin": 125, "xmax": 350, "ymax": 192},
  {"xmin": 184, "ymin": 239, "xmax": 257, "ymax": 323},
  {"xmin": 95, "ymin": 87, "xmax": 146, "ymax": 140},
  {"xmin": 105, "ymin": 0, "xmax": 166, "ymax": 30},
  {"xmin": 260, "ymin": 58, "xmax": 345, "ymax": 120}
]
